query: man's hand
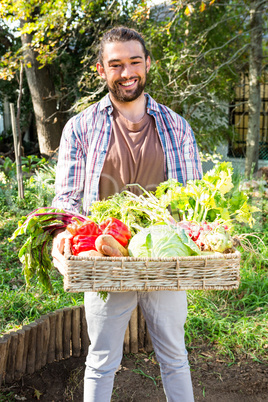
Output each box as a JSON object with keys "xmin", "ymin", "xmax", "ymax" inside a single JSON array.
[
  {"xmin": 53, "ymin": 229, "xmax": 72, "ymax": 254},
  {"xmin": 51, "ymin": 229, "xmax": 73, "ymax": 275}
]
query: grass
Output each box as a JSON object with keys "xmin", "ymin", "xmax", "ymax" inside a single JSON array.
[
  {"xmin": 185, "ymin": 219, "xmax": 268, "ymax": 361},
  {"xmin": 123, "ymin": 352, "xmax": 162, "ymax": 388},
  {"xmin": 63, "ymin": 367, "xmax": 84, "ymax": 401}
]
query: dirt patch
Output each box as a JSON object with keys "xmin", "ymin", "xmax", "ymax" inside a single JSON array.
[{"xmin": 1, "ymin": 348, "xmax": 268, "ymax": 401}]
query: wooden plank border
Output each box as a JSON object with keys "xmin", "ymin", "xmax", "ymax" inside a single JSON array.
[{"xmin": 0, "ymin": 305, "xmax": 152, "ymax": 386}]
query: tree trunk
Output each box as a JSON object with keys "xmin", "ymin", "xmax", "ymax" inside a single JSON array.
[
  {"xmin": 245, "ymin": 0, "xmax": 264, "ymax": 177},
  {"xmin": 20, "ymin": 29, "xmax": 65, "ymax": 158}
]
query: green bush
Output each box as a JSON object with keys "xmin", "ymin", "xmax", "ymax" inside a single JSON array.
[
  {"xmin": 0, "ymin": 157, "xmax": 83, "ymax": 335},
  {"xmin": 0, "ymin": 156, "xmax": 56, "ymax": 214}
]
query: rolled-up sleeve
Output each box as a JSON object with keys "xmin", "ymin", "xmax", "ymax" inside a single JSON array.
[
  {"xmin": 182, "ymin": 122, "xmax": 203, "ymax": 182},
  {"xmin": 148, "ymin": 96, "xmax": 203, "ymax": 185},
  {"xmin": 52, "ymin": 117, "xmax": 85, "ymax": 213}
]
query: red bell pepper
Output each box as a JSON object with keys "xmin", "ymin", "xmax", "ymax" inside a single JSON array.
[
  {"xmin": 99, "ymin": 217, "xmax": 131, "ymax": 247},
  {"xmin": 71, "ymin": 235, "xmax": 98, "ymax": 255},
  {"xmin": 67, "ymin": 219, "xmax": 99, "ymax": 236}
]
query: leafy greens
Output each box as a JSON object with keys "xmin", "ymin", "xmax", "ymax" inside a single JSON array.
[
  {"xmin": 155, "ymin": 162, "xmax": 258, "ymax": 229},
  {"xmin": 128, "ymin": 224, "xmax": 200, "ymax": 258},
  {"xmin": 10, "ymin": 207, "xmax": 87, "ymax": 291}
]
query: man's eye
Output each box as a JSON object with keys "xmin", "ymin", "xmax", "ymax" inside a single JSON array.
[
  {"xmin": 110, "ymin": 64, "xmax": 120, "ymax": 68},
  {"xmin": 132, "ymin": 61, "xmax": 140, "ymax": 65}
]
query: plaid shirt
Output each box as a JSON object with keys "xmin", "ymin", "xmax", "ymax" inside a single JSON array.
[{"xmin": 52, "ymin": 93, "xmax": 203, "ymax": 215}]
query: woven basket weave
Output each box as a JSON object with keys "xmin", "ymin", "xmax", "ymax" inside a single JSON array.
[{"xmin": 59, "ymin": 240, "xmax": 241, "ymax": 293}]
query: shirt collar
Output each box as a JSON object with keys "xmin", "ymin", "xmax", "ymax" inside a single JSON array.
[
  {"xmin": 99, "ymin": 92, "xmax": 161, "ymax": 115},
  {"xmin": 99, "ymin": 93, "xmax": 113, "ymax": 114},
  {"xmin": 145, "ymin": 93, "xmax": 161, "ymax": 114}
]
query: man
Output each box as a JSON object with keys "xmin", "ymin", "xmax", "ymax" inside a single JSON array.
[{"xmin": 52, "ymin": 26, "xmax": 202, "ymax": 402}]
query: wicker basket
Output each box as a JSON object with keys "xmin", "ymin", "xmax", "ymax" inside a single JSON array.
[{"xmin": 56, "ymin": 240, "xmax": 241, "ymax": 293}]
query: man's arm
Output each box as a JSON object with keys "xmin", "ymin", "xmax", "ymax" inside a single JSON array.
[
  {"xmin": 51, "ymin": 117, "xmax": 86, "ymax": 273},
  {"xmin": 52, "ymin": 117, "xmax": 86, "ymax": 214},
  {"xmin": 155, "ymin": 101, "xmax": 203, "ymax": 184},
  {"xmin": 182, "ymin": 123, "xmax": 203, "ymax": 181}
]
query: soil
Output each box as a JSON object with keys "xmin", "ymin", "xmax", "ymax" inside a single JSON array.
[{"xmin": 1, "ymin": 346, "xmax": 268, "ymax": 402}]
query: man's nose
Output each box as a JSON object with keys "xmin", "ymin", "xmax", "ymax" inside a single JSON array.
[{"xmin": 121, "ymin": 64, "xmax": 132, "ymax": 78}]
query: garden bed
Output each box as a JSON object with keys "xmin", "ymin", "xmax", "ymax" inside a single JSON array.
[{"xmin": 1, "ymin": 347, "xmax": 267, "ymax": 401}]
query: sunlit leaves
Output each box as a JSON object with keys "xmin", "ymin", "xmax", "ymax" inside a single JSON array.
[
  {"xmin": 156, "ymin": 162, "xmax": 258, "ymax": 228},
  {"xmin": 0, "ymin": 49, "xmax": 22, "ymax": 80},
  {"xmin": 0, "ymin": 0, "xmax": 137, "ymax": 116},
  {"xmin": 184, "ymin": 3, "xmax": 194, "ymax": 15},
  {"xmin": 184, "ymin": 1, "xmax": 210, "ymax": 16}
]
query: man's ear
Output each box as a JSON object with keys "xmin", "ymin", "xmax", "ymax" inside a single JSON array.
[
  {"xmin": 96, "ymin": 62, "xmax": 106, "ymax": 79},
  {"xmin": 146, "ymin": 56, "xmax": 151, "ymax": 73}
]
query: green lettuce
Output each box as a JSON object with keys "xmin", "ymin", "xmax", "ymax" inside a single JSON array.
[{"xmin": 128, "ymin": 224, "xmax": 200, "ymax": 258}]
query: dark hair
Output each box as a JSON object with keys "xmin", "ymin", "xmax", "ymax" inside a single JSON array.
[{"xmin": 98, "ymin": 26, "xmax": 149, "ymax": 65}]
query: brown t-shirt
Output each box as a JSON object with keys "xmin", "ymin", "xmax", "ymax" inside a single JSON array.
[{"xmin": 99, "ymin": 107, "xmax": 165, "ymax": 200}]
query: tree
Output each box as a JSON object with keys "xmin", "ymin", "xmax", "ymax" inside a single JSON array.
[
  {"xmin": 1, "ymin": 0, "xmax": 267, "ymax": 169},
  {"xmin": 1, "ymin": 2, "xmax": 66, "ymax": 157},
  {"xmin": 0, "ymin": 0, "xmax": 140, "ymax": 157},
  {"xmin": 132, "ymin": 0, "xmax": 268, "ymax": 170},
  {"xmin": 20, "ymin": 29, "xmax": 65, "ymax": 157},
  {"xmin": 245, "ymin": 0, "xmax": 265, "ymax": 177}
]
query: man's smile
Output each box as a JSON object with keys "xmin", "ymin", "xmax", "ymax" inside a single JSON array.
[{"xmin": 118, "ymin": 79, "xmax": 138, "ymax": 88}]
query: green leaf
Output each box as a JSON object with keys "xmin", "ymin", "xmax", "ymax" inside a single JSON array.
[{"xmin": 175, "ymin": 227, "xmax": 201, "ymax": 255}]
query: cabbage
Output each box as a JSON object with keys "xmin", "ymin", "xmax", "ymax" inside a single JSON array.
[
  {"xmin": 128, "ymin": 228, "xmax": 152, "ymax": 258},
  {"xmin": 204, "ymin": 226, "xmax": 234, "ymax": 252},
  {"xmin": 128, "ymin": 224, "xmax": 200, "ymax": 258}
]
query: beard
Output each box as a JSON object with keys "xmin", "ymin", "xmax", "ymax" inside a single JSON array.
[{"xmin": 106, "ymin": 73, "xmax": 147, "ymax": 103}]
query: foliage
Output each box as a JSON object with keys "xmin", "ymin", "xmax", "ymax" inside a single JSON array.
[
  {"xmin": 1, "ymin": 155, "xmax": 47, "ymax": 180},
  {"xmin": 0, "ymin": 0, "xmax": 143, "ymax": 139},
  {"xmin": 1, "ymin": 0, "xmax": 267, "ymax": 154},
  {"xmin": 89, "ymin": 188, "xmax": 173, "ymax": 233},
  {"xmin": 0, "ymin": 155, "xmax": 55, "ymax": 207},
  {"xmin": 155, "ymin": 162, "xmax": 259, "ymax": 229},
  {"xmin": 0, "ymin": 172, "xmax": 83, "ymax": 336},
  {"xmin": 0, "ymin": 18, "xmax": 33, "ymax": 142},
  {"xmin": 132, "ymin": 0, "xmax": 268, "ymax": 152}
]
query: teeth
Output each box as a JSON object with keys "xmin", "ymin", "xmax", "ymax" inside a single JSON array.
[{"xmin": 121, "ymin": 80, "xmax": 135, "ymax": 87}]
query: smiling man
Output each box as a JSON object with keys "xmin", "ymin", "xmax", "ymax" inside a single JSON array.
[
  {"xmin": 97, "ymin": 40, "xmax": 149, "ymax": 104},
  {"xmin": 52, "ymin": 26, "xmax": 202, "ymax": 401}
]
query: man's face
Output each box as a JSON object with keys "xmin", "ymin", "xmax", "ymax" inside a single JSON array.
[{"xmin": 96, "ymin": 40, "xmax": 151, "ymax": 103}]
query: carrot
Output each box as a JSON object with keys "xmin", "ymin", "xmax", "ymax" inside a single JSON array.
[{"xmin": 95, "ymin": 234, "xmax": 129, "ymax": 257}]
